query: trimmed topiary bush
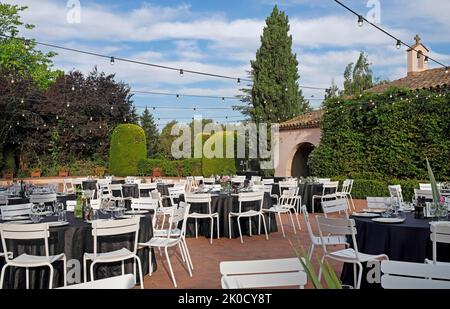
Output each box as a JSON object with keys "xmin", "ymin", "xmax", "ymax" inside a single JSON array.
[
  {"xmin": 202, "ymin": 131, "xmax": 237, "ymax": 176},
  {"xmin": 3, "ymin": 147, "xmax": 16, "ymax": 173},
  {"xmin": 109, "ymin": 124, "xmax": 147, "ymax": 176}
]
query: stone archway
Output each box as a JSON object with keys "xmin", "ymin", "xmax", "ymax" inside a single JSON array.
[{"xmin": 290, "ymin": 143, "xmax": 315, "ymax": 178}]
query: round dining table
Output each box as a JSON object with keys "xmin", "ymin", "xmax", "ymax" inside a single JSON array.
[
  {"xmin": 341, "ymin": 213, "xmax": 450, "ymax": 289},
  {"xmin": 0, "ymin": 212, "xmax": 156, "ymax": 289},
  {"xmin": 184, "ymin": 192, "xmax": 278, "ymax": 239}
]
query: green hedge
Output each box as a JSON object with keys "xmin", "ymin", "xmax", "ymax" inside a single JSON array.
[
  {"xmin": 109, "ymin": 124, "xmax": 147, "ymax": 176},
  {"xmin": 309, "ymin": 88, "xmax": 450, "ymax": 181},
  {"xmin": 332, "ymin": 177, "xmax": 421, "ymax": 201},
  {"xmin": 137, "ymin": 158, "xmax": 202, "ymax": 177},
  {"xmin": 3, "ymin": 147, "xmax": 16, "ymax": 173},
  {"xmin": 202, "ymin": 131, "xmax": 236, "ymax": 176}
]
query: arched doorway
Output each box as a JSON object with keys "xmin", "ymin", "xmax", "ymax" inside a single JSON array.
[{"xmin": 291, "ymin": 143, "xmax": 315, "ymax": 178}]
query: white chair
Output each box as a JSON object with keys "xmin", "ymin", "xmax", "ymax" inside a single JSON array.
[
  {"xmin": 336, "ymin": 179, "xmax": 355, "ymax": 211},
  {"xmin": 66, "ymin": 200, "xmax": 76, "ymax": 212},
  {"xmin": 250, "ymin": 176, "xmax": 261, "ymax": 183},
  {"xmin": 63, "ymin": 179, "xmax": 75, "ymax": 194},
  {"xmin": 316, "ymin": 178, "xmax": 331, "ymax": 183},
  {"xmin": 1, "ymin": 203, "xmax": 32, "ymax": 219},
  {"xmin": 138, "ymin": 202, "xmax": 192, "ymax": 288},
  {"xmin": 381, "ymin": 260, "xmax": 450, "ymax": 289},
  {"xmin": 276, "ymin": 181, "xmax": 298, "ymax": 205},
  {"xmin": 263, "ymin": 188, "xmax": 301, "ymax": 238},
  {"xmin": 311, "ymin": 181, "xmax": 339, "ymax": 214},
  {"xmin": 262, "ymin": 179, "xmax": 274, "ymax": 185},
  {"xmin": 414, "ymin": 189, "xmax": 433, "ymax": 201},
  {"xmin": 168, "ymin": 187, "xmax": 185, "ymax": 207},
  {"xmin": 229, "ymin": 191, "xmax": 268, "ymax": 244},
  {"xmin": 301, "ymin": 206, "xmax": 348, "ymax": 260},
  {"xmin": 59, "ymin": 274, "xmax": 135, "ymax": 289},
  {"xmin": 185, "ymin": 193, "xmax": 219, "ymax": 244},
  {"xmin": 90, "ymin": 198, "xmax": 101, "ymax": 210},
  {"xmin": 231, "ymin": 176, "xmax": 246, "ymax": 185},
  {"xmin": 316, "ymin": 216, "xmax": 388, "ymax": 289},
  {"xmin": 419, "ymin": 183, "xmax": 432, "ymax": 191},
  {"xmin": 138, "ymin": 183, "xmax": 157, "ymax": 198},
  {"xmin": 388, "ymin": 185, "xmax": 403, "ymax": 205},
  {"xmin": 0, "ymin": 223, "xmax": 67, "ymax": 289},
  {"xmin": 109, "ymin": 184, "xmax": 127, "ymax": 203},
  {"xmin": 130, "ymin": 198, "xmax": 159, "ymax": 212},
  {"xmin": 220, "ymin": 257, "xmax": 307, "ymax": 289},
  {"xmin": 426, "ymin": 222, "xmax": 450, "ymax": 265},
  {"xmin": 83, "ymin": 217, "xmax": 144, "ymax": 289},
  {"xmin": 29, "ymin": 193, "xmax": 57, "ymax": 204},
  {"xmin": 366, "ymin": 197, "xmax": 390, "ymax": 209},
  {"xmin": 0, "ymin": 195, "xmax": 7, "ymax": 206},
  {"xmin": 321, "ymin": 198, "xmax": 349, "ymax": 218}
]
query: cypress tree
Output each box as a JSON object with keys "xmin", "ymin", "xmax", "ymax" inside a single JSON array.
[
  {"xmin": 239, "ymin": 5, "xmax": 309, "ymax": 123},
  {"xmin": 140, "ymin": 107, "xmax": 159, "ymax": 158}
]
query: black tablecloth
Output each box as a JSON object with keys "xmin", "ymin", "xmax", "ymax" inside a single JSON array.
[
  {"xmin": 111, "ymin": 179, "xmax": 125, "ymax": 185},
  {"xmin": 121, "ymin": 184, "xmax": 139, "ymax": 199},
  {"xmin": 341, "ymin": 213, "xmax": 450, "ymax": 288},
  {"xmin": 0, "ymin": 212, "xmax": 156, "ymax": 289},
  {"xmin": 184, "ymin": 192, "xmax": 278, "ymax": 238},
  {"xmin": 7, "ymin": 194, "xmax": 76, "ymax": 206},
  {"xmin": 82, "ymin": 180, "xmax": 97, "ymax": 191},
  {"xmin": 157, "ymin": 183, "xmax": 174, "ymax": 207}
]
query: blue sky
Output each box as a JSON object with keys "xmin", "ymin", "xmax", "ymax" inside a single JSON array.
[{"xmin": 9, "ymin": 0, "xmax": 450, "ymax": 129}]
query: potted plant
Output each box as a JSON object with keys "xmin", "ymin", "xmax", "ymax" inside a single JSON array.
[
  {"xmin": 94, "ymin": 166, "xmax": 106, "ymax": 177},
  {"xmin": 30, "ymin": 167, "xmax": 41, "ymax": 178},
  {"xmin": 152, "ymin": 167, "xmax": 162, "ymax": 177},
  {"xmin": 3, "ymin": 170, "xmax": 14, "ymax": 180},
  {"xmin": 58, "ymin": 166, "xmax": 69, "ymax": 177}
]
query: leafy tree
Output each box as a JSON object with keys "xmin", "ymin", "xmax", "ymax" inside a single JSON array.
[
  {"xmin": 237, "ymin": 6, "xmax": 309, "ymax": 123},
  {"xmin": 324, "ymin": 78, "xmax": 341, "ymax": 100},
  {"xmin": 343, "ymin": 52, "xmax": 373, "ymax": 96},
  {"xmin": 140, "ymin": 107, "xmax": 159, "ymax": 158},
  {"xmin": 0, "ymin": 3, "xmax": 60, "ymax": 89},
  {"xmin": 157, "ymin": 120, "xmax": 179, "ymax": 159}
]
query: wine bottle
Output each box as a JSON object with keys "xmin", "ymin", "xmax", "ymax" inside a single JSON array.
[{"xmin": 74, "ymin": 187, "xmax": 83, "ymax": 219}]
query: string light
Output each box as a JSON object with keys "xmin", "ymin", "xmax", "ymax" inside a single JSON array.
[
  {"xmin": 176, "ymin": 94, "xmax": 180, "ymax": 100},
  {"xmin": 446, "ymin": 67, "xmax": 449, "ymax": 74},
  {"xmin": 66, "ymin": 102, "xmax": 70, "ymax": 107},
  {"xmin": 237, "ymin": 78, "xmax": 241, "ymax": 85},
  {"xmin": 424, "ymin": 56, "xmax": 429, "ymax": 64},
  {"xmin": 90, "ymin": 116, "xmax": 93, "ymax": 121},
  {"xmin": 24, "ymin": 40, "xmax": 30, "ymax": 49},
  {"xmin": 396, "ymin": 40, "xmax": 402, "ymax": 49},
  {"xmin": 222, "ymin": 97, "xmax": 225, "ymax": 102},
  {"xmin": 56, "ymin": 115, "xmax": 59, "ymax": 120},
  {"xmin": 20, "ymin": 98, "xmax": 24, "ymax": 104},
  {"xmin": 11, "ymin": 78, "xmax": 14, "ymax": 84},
  {"xmin": 357, "ymin": 15, "xmax": 364, "ymax": 27},
  {"xmin": 110, "ymin": 56, "xmax": 115, "ymax": 65},
  {"xmin": 179, "ymin": 69, "xmax": 184, "ymax": 77},
  {"xmin": 71, "ymin": 85, "xmax": 75, "ymax": 91}
]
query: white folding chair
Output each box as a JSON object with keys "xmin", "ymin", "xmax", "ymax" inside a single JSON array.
[
  {"xmin": 185, "ymin": 193, "xmax": 219, "ymax": 244},
  {"xmin": 66, "ymin": 200, "xmax": 76, "ymax": 212},
  {"xmin": 316, "ymin": 178, "xmax": 331, "ymax": 183},
  {"xmin": 321, "ymin": 198, "xmax": 349, "ymax": 218},
  {"xmin": 419, "ymin": 183, "xmax": 432, "ymax": 191},
  {"xmin": 381, "ymin": 260, "xmax": 450, "ymax": 289},
  {"xmin": 263, "ymin": 188, "xmax": 301, "ymax": 238},
  {"xmin": 83, "ymin": 217, "xmax": 144, "ymax": 289},
  {"xmin": 229, "ymin": 191, "xmax": 268, "ymax": 244},
  {"xmin": 250, "ymin": 176, "xmax": 261, "ymax": 183},
  {"xmin": 316, "ymin": 216, "xmax": 388, "ymax": 289},
  {"xmin": 366, "ymin": 197, "xmax": 390, "ymax": 209},
  {"xmin": 301, "ymin": 206, "xmax": 348, "ymax": 260},
  {"xmin": 414, "ymin": 189, "xmax": 433, "ymax": 201},
  {"xmin": 231, "ymin": 176, "xmax": 246, "ymax": 185},
  {"xmin": 29, "ymin": 193, "xmax": 57, "ymax": 204},
  {"xmin": 1, "ymin": 203, "xmax": 32, "ymax": 219},
  {"xmin": 138, "ymin": 202, "xmax": 192, "ymax": 288},
  {"xmin": 138, "ymin": 183, "xmax": 157, "ymax": 198},
  {"xmin": 0, "ymin": 223, "xmax": 67, "ymax": 289},
  {"xmin": 262, "ymin": 179, "xmax": 274, "ymax": 185},
  {"xmin": 311, "ymin": 181, "xmax": 339, "ymax": 214},
  {"xmin": 0, "ymin": 195, "xmax": 7, "ymax": 206},
  {"xmin": 63, "ymin": 179, "xmax": 75, "ymax": 194},
  {"xmin": 109, "ymin": 184, "xmax": 127, "ymax": 203},
  {"xmin": 276, "ymin": 181, "xmax": 298, "ymax": 205},
  {"xmin": 388, "ymin": 185, "xmax": 403, "ymax": 205},
  {"xmin": 220, "ymin": 258, "xmax": 307, "ymax": 289},
  {"xmin": 336, "ymin": 179, "xmax": 355, "ymax": 210},
  {"xmin": 58, "ymin": 274, "xmax": 135, "ymax": 289},
  {"xmin": 168, "ymin": 187, "xmax": 185, "ymax": 207},
  {"xmin": 203, "ymin": 178, "xmax": 215, "ymax": 185},
  {"xmin": 426, "ymin": 222, "xmax": 450, "ymax": 265}
]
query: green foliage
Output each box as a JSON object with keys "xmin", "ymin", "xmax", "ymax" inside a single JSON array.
[
  {"xmin": 310, "ymin": 88, "xmax": 450, "ymax": 181},
  {"xmin": 0, "ymin": 3, "xmax": 60, "ymax": 89},
  {"xmin": 237, "ymin": 5, "xmax": 310, "ymax": 123},
  {"xmin": 202, "ymin": 131, "xmax": 237, "ymax": 176},
  {"xmin": 157, "ymin": 120, "xmax": 179, "ymax": 160},
  {"xmin": 109, "ymin": 124, "xmax": 147, "ymax": 176},
  {"xmin": 3, "ymin": 146, "xmax": 15, "ymax": 172},
  {"xmin": 137, "ymin": 158, "xmax": 202, "ymax": 177},
  {"xmin": 140, "ymin": 107, "xmax": 159, "ymax": 157},
  {"xmin": 343, "ymin": 52, "xmax": 373, "ymax": 96}
]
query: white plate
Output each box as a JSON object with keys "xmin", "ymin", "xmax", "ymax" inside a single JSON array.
[
  {"xmin": 352, "ymin": 212, "xmax": 380, "ymax": 218},
  {"xmin": 372, "ymin": 218, "xmax": 406, "ymax": 224},
  {"xmin": 3, "ymin": 220, "xmax": 33, "ymax": 224},
  {"xmin": 1, "ymin": 215, "xmax": 30, "ymax": 221},
  {"xmin": 116, "ymin": 215, "xmax": 133, "ymax": 219},
  {"xmin": 48, "ymin": 221, "xmax": 69, "ymax": 227},
  {"xmin": 125, "ymin": 210, "xmax": 149, "ymax": 215},
  {"xmin": 362, "ymin": 208, "xmax": 386, "ymax": 214}
]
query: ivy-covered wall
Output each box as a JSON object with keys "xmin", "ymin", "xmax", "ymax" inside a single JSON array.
[{"xmin": 309, "ymin": 87, "xmax": 450, "ymax": 181}]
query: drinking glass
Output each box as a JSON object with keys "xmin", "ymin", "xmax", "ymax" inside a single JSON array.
[
  {"xmin": 38, "ymin": 203, "xmax": 45, "ymax": 214},
  {"xmin": 58, "ymin": 210, "xmax": 67, "ymax": 222},
  {"xmin": 30, "ymin": 206, "xmax": 41, "ymax": 223},
  {"xmin": 92, "ymin": 209, "xmax": 99, "ymax": 221},
  {"xmin": 429, "ymin": 203, "xmax": 437, "ymax": 221},
  {"xmin": 45, "ymin": 203, "xmax": 53, "ymax": 216}
]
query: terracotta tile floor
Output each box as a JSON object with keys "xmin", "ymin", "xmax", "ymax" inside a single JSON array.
[{"xmin": 141, "ymin": 199, "xmax": 367, "ymax": 289}]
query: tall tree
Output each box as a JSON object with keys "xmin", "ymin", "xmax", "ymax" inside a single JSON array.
[
  {"xmin": 324, "ymin": 78, "xmax": 341, "ymax": 100},
  {"xmin": 157, "ymin": 120, "xmax": 179, "ymax": 159},
  {"xmin": 343, "ymin": 52, "xmax": 373, "ymax": 96},
  {"xmin": 237, "ymin": 6, "xmax": 309, "ymax": 123},
  {"xmin": 140, "ymin": 107, "xmax": 159, "ymax": 158}
]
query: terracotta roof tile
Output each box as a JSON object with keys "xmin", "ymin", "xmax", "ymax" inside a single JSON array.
[
  {"xmin": 278, "ymin": 109, "xmax": 324, "ymax": 131},
  {"xmin": 366, "ymin": 67, "xmax": 450, "ymax": 93}
]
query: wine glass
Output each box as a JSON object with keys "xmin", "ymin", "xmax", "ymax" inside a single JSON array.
[
  {"xmin": 428, "ymin": 203, "xmax": 437, "ymax": 221},
  {"xmin": 30, "ymin": 206, "xmax": 41, "ymax": 223}
]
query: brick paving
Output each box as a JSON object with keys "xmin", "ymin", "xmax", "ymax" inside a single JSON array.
[{"xmin": 141, "ymin": 199, "xmax": 367, "ymax": 289}]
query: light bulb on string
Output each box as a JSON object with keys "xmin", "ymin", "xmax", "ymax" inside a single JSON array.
[
  {"xmin": 66, "ymin": 102, "xmax": 70, "ymax": 107},
  {"xmin": 179, "ymin": 69, "xmax": 184, "ymax": 77},
  {"xmin": 445, "ymin": 67, "xmax": 449, "ymax": 74},
  {"xmin": 56, "ymin": 115, "xmax": 59, "ymax": 120},
  {"xmin": 110, "ymin": 106, "xmax": 114, "ymax": 110},
  {"xmin": 71, "ymin": 124, "xmax": 74, "ymax": 128},
  {"xmin": 123, "ymin": 118, "xmax": 127, "ymax": 122},
  {"xmin": 237, "ymin": 78, "xmax": 241, "ymax": 85},
  {"xmin": 396, "ymin": 40, "xmax": 401, "ymax": 49},
  {"xmin": 176, "ymin": 94, "xmax": 180, "ymax": 100},
  {"xmin": 16, "ymin": 121, "xmax": 19, "ymax": 125},
  {"xmin": 21, "ymin": 113, "xmax": 25, "ymax": 117},
  {"xmin": 357, "ymin": 15, "xmax": 364, "ymax": 27},
  {"xmin": 24, "ymin": 40, "xmax": 30, "ymax": 50},
  {"xmin": 424, "ymin": 56, "xmax": 429, "ymax": 64},
  {"xmin": 71, "ymin": 85, "xmax": 75, "ymax": 91},
  {"xmin": 222, "ymin": 97, "xmax": 225, "ymax": 102},
  {"xmin": 99, "ymin": 124, "xmax": 102, "ymax": 129},
  {"xmin": 43, "ymin": 123, "xmax": 46, "ymax": 127},
  {"xmin": 90, "ymin": 116, "xmax": 93, "ymax": 121},
  {"xmin": 11, "ymin": 78, "xmax": 14, "ymax": 84},
  {"xmin": 110, "ymin": 56, "xmax": 115, "ymax": 65}
]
